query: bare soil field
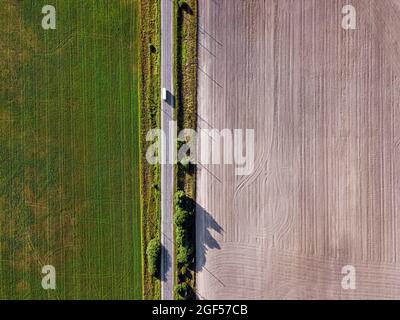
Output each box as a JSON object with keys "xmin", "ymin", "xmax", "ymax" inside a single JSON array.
[{"xmin": 196, "ymin": 0, "xmax": 400, "ymax": 299}]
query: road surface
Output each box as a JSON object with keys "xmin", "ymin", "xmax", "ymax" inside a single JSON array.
[{"xmin": 160, "ymin": 0, "xmax": 174, "ymax": 300}]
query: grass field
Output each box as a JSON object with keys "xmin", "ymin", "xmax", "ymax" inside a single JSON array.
[{"xmin": 0, "ymin": 0, "xmax": 142, "ymax": 299}]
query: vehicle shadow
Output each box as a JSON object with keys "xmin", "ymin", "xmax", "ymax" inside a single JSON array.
[{"xmin": 166, "ymin": 90, "xmax": 175, "ymax": 107}]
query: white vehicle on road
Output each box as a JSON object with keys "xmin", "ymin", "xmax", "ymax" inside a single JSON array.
[{"xmin": 162, "ymin": 87, "xmax": 168, "ymax": 101}]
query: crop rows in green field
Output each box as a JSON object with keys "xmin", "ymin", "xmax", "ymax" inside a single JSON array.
[{"xmin": 0, "ymin": 0, "xmax": 142, "ymax": 299}]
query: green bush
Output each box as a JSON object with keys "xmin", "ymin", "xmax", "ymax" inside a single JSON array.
[
  {"xmin": 178, "ymin": 0, "xmax": 188, "ymax": 8},
  {"xmin": 177, "ymin": 240, "xmax": 193, "ymax": 263},
  {"xmin": 177, "ymin": 245, "xmax": 189, "ymax": 264},
  {"xmin": 174, "ymin": 282, "xmax": 194, "ymax": 300},
  {"xmin": 180, "ymin": 264, "xmax": 188, "ymax": 276},
  {"xmin": 174, "ymin": 191, "xmax": 186, "ymax": 208},
  {"xmin": 174, "ymin": 191, "xmax": 195, "ymax": 213},
  {"xmin": 174, "ymin": 190, "xmax": 195, "ymax": 299},
  {"xmin": 175, "ymin": 226, "xmax": 185, "ymax": 247},
  {"xmin": 146, "ymin": 238, "xmax": 161, "ymax": 277},
  {"xmin": 149, "ymin": 43, "xmax": 156, "ymax": 53},
  {"xmin": 174, "ymin": 207, "xmax": 191, "ymax": 227}
]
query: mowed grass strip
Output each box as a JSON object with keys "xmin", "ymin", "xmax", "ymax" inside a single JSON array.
[
  {"xmin": 0, "ymin": 0, "xmax": 142, "ymax": 299},
  {"xmin": 139, "ymin": 0, "xmax": 161, "ymax": 300}
]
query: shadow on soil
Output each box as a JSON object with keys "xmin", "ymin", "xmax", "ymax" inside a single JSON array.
[
  {"xmin": 195, "ymin": 202, "xmax": 224, "ymax": 279},
  {"xmin": 194, "ymin": 203, "xmax": 225, "ymax": 299}
]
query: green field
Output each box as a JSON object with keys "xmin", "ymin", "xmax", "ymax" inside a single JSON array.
[{"xmin": 0, "ymin": 0, "xmax": 142, "ymax": 299}]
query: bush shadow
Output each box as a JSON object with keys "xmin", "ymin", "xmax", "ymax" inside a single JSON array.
[
  {"xmin": 195, "ymin": 203, "xmax": 223, "ymax": 272},
  {"xmin": 160, "ymin": 243, "xmax": 171, "ymax": 283}
]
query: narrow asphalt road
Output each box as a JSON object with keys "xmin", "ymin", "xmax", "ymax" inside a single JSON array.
[{"xmin": 160, "ymin": 0, "xmax": 174, "ymax": 300}]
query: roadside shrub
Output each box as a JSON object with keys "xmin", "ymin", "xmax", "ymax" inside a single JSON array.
[
  {"xmin": 178, "ymin": 0, "xmax": 187, "ymax": 8},
  {"xmin": 174, "ymin": 207, "xmax": 191, "ymax": 227},
  {"xmin": 174, "ymin": 190, "xmax": 186, "ymax": 208},
  {"xmin": 146, "ymin": 238, "xmax": 161, "ymax": 277},
  {"xmin": 175, "ymin": 226, "xmax": 185, "ymax": 247},
  {"xmin": 174, "ymin": 191, "xmax": 195, "ymax": 213},
  {"xmin": 180, "ymin": 264, "xmax": 188, "ymax": 276},
  {"xmin": 174, "ymin": 282, "xmax": 194, "ymax": 300},
  {"xmin": 174, "ymin": 190, "xmax": 195, "ymax": 298},
  {"xmin": 177, "ymin": 245, "xmax": 190, "ymax": 264},
  {"xmin": 149, "ymin": 43, "xmax": 156, "ymax": 53}
]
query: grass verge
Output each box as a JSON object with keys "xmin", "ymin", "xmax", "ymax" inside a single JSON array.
[
  {"xmin": 173, "ymin": 0, "xmax": 198, "ymax": 299},
  {"xmin": 139, "ymin": 0, "xmax": 161, "ymax": 300}
]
